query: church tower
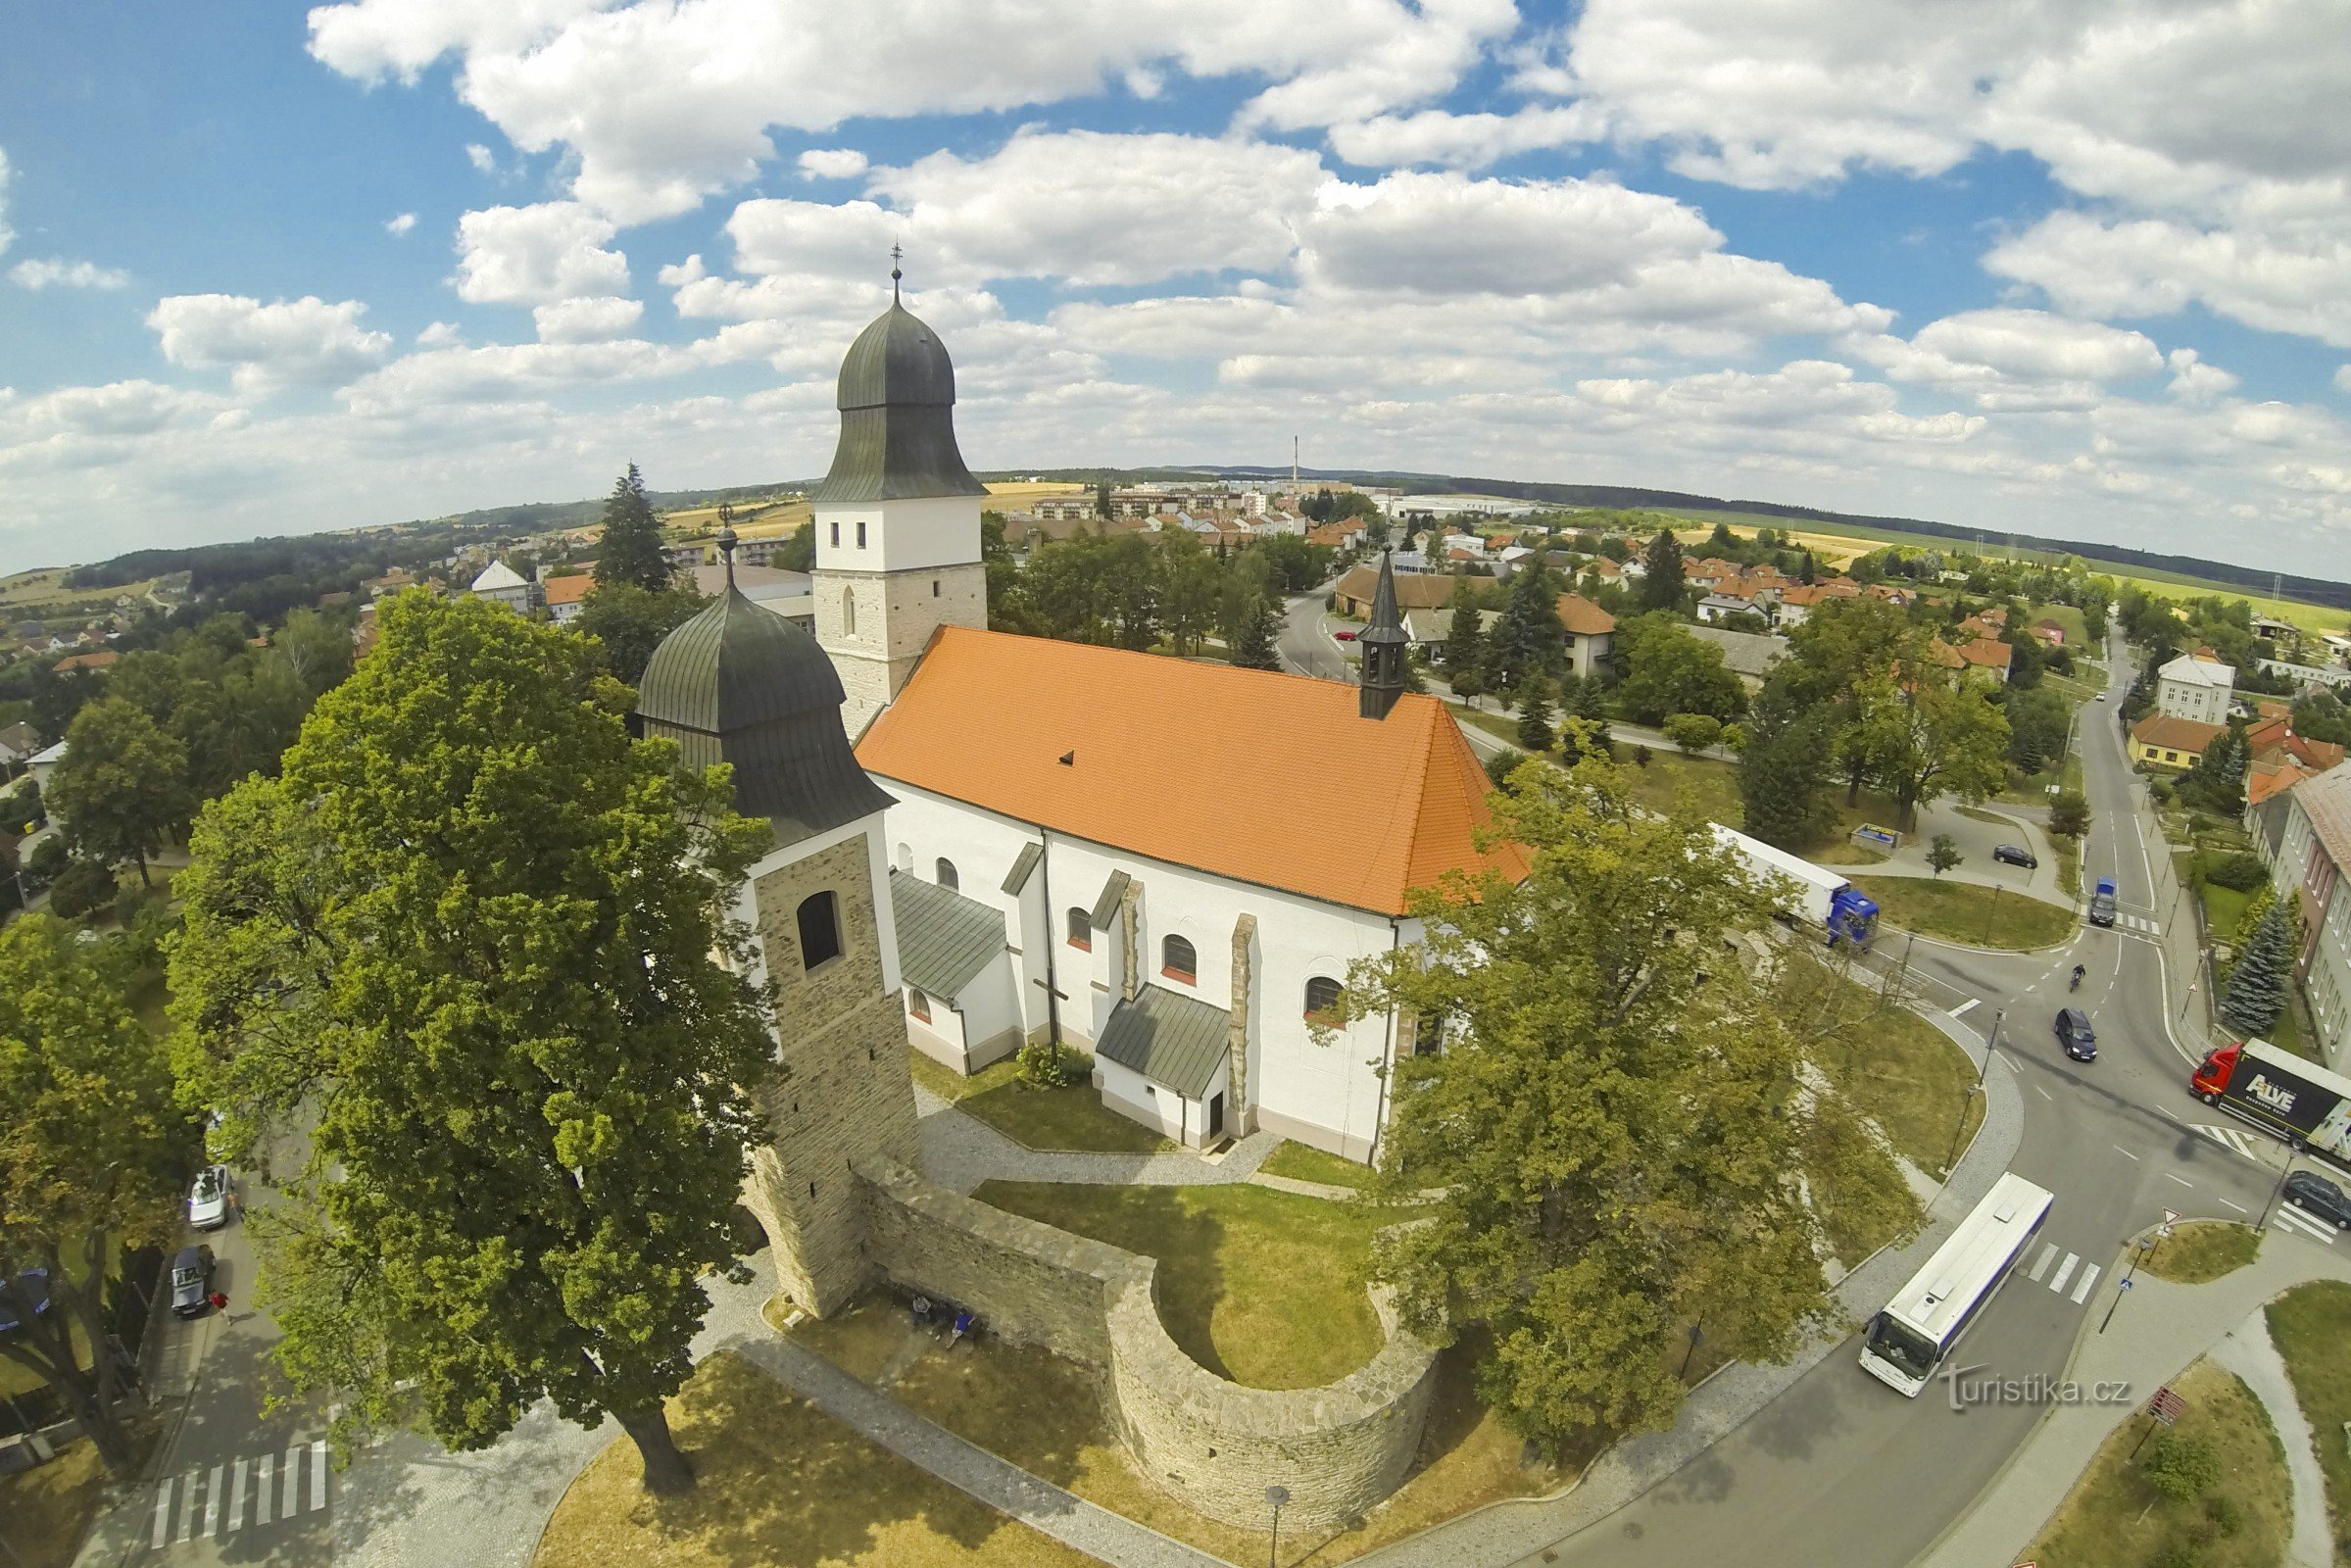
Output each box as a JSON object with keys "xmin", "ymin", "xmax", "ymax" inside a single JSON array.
[
  {"xmin": 810, "ymin": 264, "xmax": 989, "ymax": 736},
  {"xmin": 1358, "ymin": 549, "xmax": 1409, "ymax": 720},
  {"xmin": 635, "ymin": 531, "xmax": 919, "ymax": 1316}
]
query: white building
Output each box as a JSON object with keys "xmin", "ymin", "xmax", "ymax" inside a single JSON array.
[
  {"xmin": 467, "ymin": 560, "xmax": 538, "ymax": 613},
  {"xmin": 2156, "ymin": 653, "xmax": 2237, "ymax": 723},
  {"xmin": 2262, "ymin": 767, "xmax": 2351, "ymax": 1071}
]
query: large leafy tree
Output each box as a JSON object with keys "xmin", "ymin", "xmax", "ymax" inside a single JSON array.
[
  {"xmin": 1738, "ymin": 709, "xmax": 1837, "ymax": 849},
  {"xmin": 0, "ymin": 915, "xmax": 186, "ymax": 1471},
  {"xmin": 47, "ymin": 696, "xmax": 193, "ymax": 886},
  {"xmin": 1159, "ymin": 534, "xmax": 1226, "ymax": 658},
  {"xmin": 170, "ymin": 594, "xmax": 775, "ymax": 1493},
  {"xmin": 1349, "ymin": 756, "xmax": 1906, "ymax": 1446},
  {"xmin": 574, "ymin": 580, "xmax": 708, "ymax": 685},
  {"xmin": 1615, "ymin": 612, "xmax": 1744, "ymax": 725},
  {"xmin": 592, "ymin": 464, "xmax": 674, "ymax": 594},
  {"xmin": 1848, "ymin": 673, "xmax": 2012, "ymax": 829},
  {"xmin": 1760, "ymin": 597, "xmax": 1920, "ymax": 805}
]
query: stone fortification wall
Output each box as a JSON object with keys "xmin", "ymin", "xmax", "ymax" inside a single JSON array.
[{"xmin": 851, "ymin": 1156, "xmax": 1437, "ymax": 1531}]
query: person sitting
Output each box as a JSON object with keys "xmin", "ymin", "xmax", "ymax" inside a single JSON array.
[
  {"xmin": 949, "ymin": 1308, "xmax": 975, "ymax": 1348},
  {"xmin": 910, "ymin": 1294, "xmax": 931, "ymax": 1329}
]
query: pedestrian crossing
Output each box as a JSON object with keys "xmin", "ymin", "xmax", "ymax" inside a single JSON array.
[
  {"xmin": 2103, "ymin": 912, "xmax": 2161, "ymax": 936},
  {"xmin": 152, "ymin": 1438, "xmax": 327, "ymax": 1548},
  {"xmin": 2022, "ymin": 1242, "xmax": 2104, "ymax": 1305},
  {"xmin": 2193, "ymin": 1123, "xmax": 2262, "ymax": 1160},
  {"xmin": 2276, "ymin": 1202, "xmax": 2343, "ymax": 1245}
]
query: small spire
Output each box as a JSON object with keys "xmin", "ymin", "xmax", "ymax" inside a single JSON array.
[
  {"xmin": 715, "ymin": 524, "xmax": 738, "ymax": 590},
  {"xmin": 890, "ymin": 242, "xmax": 904, "ymax": 302},
  {"xmin": 1359, "ymin": 548, "xmax": 1409, "ymax": 721}
]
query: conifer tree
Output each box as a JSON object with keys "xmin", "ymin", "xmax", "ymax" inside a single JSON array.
[
  {"xmin": 1639, "ymin": 529, "xmax": 1687, "ymax": 612},
  {"xmin": 2221, "ymin": 901, "xmax": 2291, "ymax": 1036},
  {"xmin": 1516, "ymin": 673, "xmax": 1557, "ymax": 753},
  {"xmin": 1229, "ymin": 595, "xmax": 1284, "ymax": 671},
  {"xmin": 1443, "ymin": 579, "xmax": 1488, "ymax": 676},
  {"xmin": 592, "ymin": 464, "xmax": 674, "ymax": 593}
]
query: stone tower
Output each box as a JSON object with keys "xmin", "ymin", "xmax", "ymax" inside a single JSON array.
[
  {"xmin": 1358, "ymin": 549, "xmax": 1408, "ymax": 721},
  {"xmin": 810, "ymin": 266, "xmax": 989, "ymax": 737},
  {"xmin": 635, "ymin": 532, "xmax": 919, "ymax": 1316}
]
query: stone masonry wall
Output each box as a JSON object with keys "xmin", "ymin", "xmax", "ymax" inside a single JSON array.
[{"xmin": 850, "ymin": 1156, "xmax": 1436, "ymax": 1531}]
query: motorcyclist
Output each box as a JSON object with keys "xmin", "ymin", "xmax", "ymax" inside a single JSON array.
[{"xmin": 2070, "ymin": 963, "xmax": 2085, "ymax": 991}]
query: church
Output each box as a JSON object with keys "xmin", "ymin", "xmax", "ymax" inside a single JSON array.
[{"xmin": 633, "ymin": 276, "xmax": 1523, "ymax": 1167}]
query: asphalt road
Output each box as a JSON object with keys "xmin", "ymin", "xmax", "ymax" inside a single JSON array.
[
  {"xmin": 1278, "ymin": 588, "xmax": 1348, "ymax": 682},
  {"xmin": 1527, "ymin": 617, "xmax": 2295, "ymax": 1568}
]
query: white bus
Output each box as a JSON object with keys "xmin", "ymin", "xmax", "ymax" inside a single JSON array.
[{"xmin": 1860, "ymin": 1172, "xmax": 2055, "ymax": 1396}]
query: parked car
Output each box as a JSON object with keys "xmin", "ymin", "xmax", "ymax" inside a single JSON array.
[
  {"xmin": 187, "ymin": 1165, "xmax": 230, "ymax": 1231},
  {"xmin": 2054, "ymin": 1006, "xmax": 2098, "ymax": 1061},
  {"xmin": 2094, "ymin": 692, "xmax": 2108, "ymax": 702},
  {"xmin": 1993, "ymin": 844, "xmax": 2038, "ymax": 869},
  {"xmin": 2088, "ymin": 877, "xmax": 2118, "ymax": 927},
  {"xmin": 170, "ymin": 1245, "xmax": 216, "ymax": 1317},
  {"xmin": 2283, "ymin": 1171, "xmax": 2351, "ymax": 1230}
]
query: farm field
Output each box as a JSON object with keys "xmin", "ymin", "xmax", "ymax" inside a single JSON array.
[{"xmin": 0, "ymin": 567, "xmax": 165, "ymax": 614}]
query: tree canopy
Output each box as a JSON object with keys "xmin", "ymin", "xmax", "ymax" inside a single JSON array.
[
  {"xmin": 592, "ymin": 464, "xmax": 674, "ymax": 594},
  {"xmin": 1615, "ymin": 613, "xmax": 1744, "ymax": 725},
  {"xmin": 1637, "ymin": 530, "xmax": 1686, "ymax": 612},
  {"xmin": 47, "ymin": 696, "xmax": 193, "ymax": 885},
  {"xmin": 574, "ymin": 580, "xmax": 708, "ymax": 685},
  {"xmin": 170, "ymin": 593, "xmax": 777, "ymax": 1493}
]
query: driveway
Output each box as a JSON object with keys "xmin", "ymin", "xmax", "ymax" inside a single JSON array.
[{"xmin": 1856, "ymin": 794, "xmax": 2070, "ymax": 906}]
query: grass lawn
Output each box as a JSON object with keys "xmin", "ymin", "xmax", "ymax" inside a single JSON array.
[
  {"xmin": 0, "ymin": 1237, "xmax": 121, "ymax": 1404},
  {"xmin": 1796, "ymin": 970, "xmax": 1985, "ymax": 1184},
  {"xmin": 880, "ymin": 1316, "xmax": 1590, "ymax": 1567},
  {"xmin": 2269, "ymin": 1281, "xmax": 2351, "ymax": 1554},
  {"xmin": 2203, "ymin": 882, "xmax": 2253, "ymax": 944},
  {"xmin": 1259, "ymin": 1140, "xmax": 1379, "ymax": 1191},
  {"xmin": 971, "ymin": 1181, "xmax": 1393, "ymax": 1388},
  {"xmin": 2024, "ymin": 1359, "xmax": 2289, "ymax": 1568},
  {"xmin": 532, "ymin": 1352, "xmax": 1092, "ymax": 1568},
  {"xmin": 1620, "ymin": 748, "xmax": 1743, "ymax": 824},
  {"xmin": 910, "ymin": 1052, "xmax": 1172, "ymax": 1155},
  {"xmin": 2141, "ymin": 1221, "xmax": 2261, "ymax": 1284},
  {"xmin": 2025, "ymin": 602, "xmax": 2090, "ymax": 645},
  {"xmin": 1852, "ymin": 876, "xmax": 2076, "ymax": 951},
  {"xmin": 0, "ymin": 1436, "xmax": 116, "ymax": 1568}
]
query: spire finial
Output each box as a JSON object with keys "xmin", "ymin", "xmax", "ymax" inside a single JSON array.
[
  {"xmin": 890, "ymin": 242, "xmax": 904, "ymax": 302},
  {"xmin": 715, "ymin": 524, "xmax": 738, "ymax": 590}
]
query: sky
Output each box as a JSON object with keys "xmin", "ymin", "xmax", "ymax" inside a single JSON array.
[{"xmin": 1, "ymin": 1, "xmax": 2347, "ymax": 577}]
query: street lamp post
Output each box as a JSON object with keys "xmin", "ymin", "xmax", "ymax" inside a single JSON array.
[
  {"xmin": 1946, "ymin": 1009, "xmax": 1998, "ymax": 1173},
  {"xmin": 1265, "ymin": 1485, "xmax": 1290, "ymax": 1568},
  {"xmin": 2259, "ymin": 1152, "xmax": 2298, "ymax": 1231}
]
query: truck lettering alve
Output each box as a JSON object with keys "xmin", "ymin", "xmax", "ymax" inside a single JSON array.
[{"xmin": 2191, "ymin": 1038, "xmax": 2351, "ymax": 1170}]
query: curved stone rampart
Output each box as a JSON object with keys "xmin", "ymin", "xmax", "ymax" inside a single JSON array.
[{"xmin": 850, "ymin": 1155, "xmax": 1437, "ymax": 1530}]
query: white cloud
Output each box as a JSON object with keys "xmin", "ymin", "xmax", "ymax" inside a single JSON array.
[
  {"xmin": 417, "ymin": 320, "xmax": 465, "ymax": 347},
  {"xmin": 465, "ymin": 142, "xmax": 498, "ymax": 175},
  {"xmin": 1910, "ymin": 310, "xmax": 2164, "ymax": 384},
  {"xmin": 2166, "ymin": 348, "xmax": 2239, "ymax": 402},
  {"xmin": 533, "ymin": 294, "xmax": 645, "ymax": 342},
  {"xmin": 11, "ymin": 258, "xmax": 129, "ymax": 290},
  {"xmin": 8, "ymin": 380, "xmax": 227, "ymax": 438},
  {"xmin": 340, "ymin": 337, "xmax": 702, "ymax": 417},
  {"xmin": 1985, "ymin": 212, "xmax": 2351, "ymax": 349},
  {"xmin": 2337, "ymin": 366, "xmax": 2351, "ymax": 394},
  {"xmin": 147, "ymin": 294, "xmax": 394, "ymax": 394},
  {"xmin": 1328, "ymin": 104, "xmax": 1603, "ymax": 170},
  {"xmin": 0, "ymin": 147, "xmax": 13, "ymax": 256},
  {"xmin": 452, "ymin": 202, "xmax": 629, "ymax": 305},
  {"xmin": 385, "ymin": 212, "xmax": 417, "ymax": 236},
  {"xmin": 797, "ymin": 147, "xmax": 868, "ymax": 180}
]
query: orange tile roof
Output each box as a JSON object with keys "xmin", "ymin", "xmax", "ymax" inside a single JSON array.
[
  {"xmin": 1335, "ymin": 564, "xmax": 1457, "ymax": 611},
  {"xmin": 52, "ymin": 650, "xmax": 117, "ymax": 671},
  {"xmin": 543, "ymin": 573, "xmax": 595, "ymax": 607},
  {"xmin": 1956, "ymin": 637, "xmax": 2013, "ymax": 672},
  {"xmin": 857, "ymin": 628, "xmax": 1527, "ymax": 915},
  {"xmin": 2250, "ymin": 759, "xmax": 2313, "ymax": 807},
  {"xmin": 2130, "ymin": 713, "xmax": 2226, "ymax": 755},
  {"xmin": 1554, "ymin": 593, "xmax": 1616, "ymax": 636}
]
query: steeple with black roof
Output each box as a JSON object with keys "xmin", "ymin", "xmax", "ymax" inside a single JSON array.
[{"xmin": 1358, "ymin": 549, "xmax": 1409, "ymax": 721}]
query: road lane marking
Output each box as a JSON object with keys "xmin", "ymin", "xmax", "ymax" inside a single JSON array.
[
  {"xmin": 2166, "ymin": 1172, "xmax": 2195, "ymax": 1187},
  {"xmin": 1951, "ymin": 999, "xmax": 1979, "ymax": 1017},
  {"xmin": 2161, "ymin": 1104, "xmax": 2183, "ymax": 1121},
  {"xmin": 2036, "ymin": 1086, "xmax": 2055, "ymax": 1101},
  {"xmin": 2071, "ymin": 1262, "xmax": 2103, "ymax": 1303},
  {"xmin": 2113, "ymin": 1145, "xmax": 2140, "ymax": 1160},
  {"xmin": 2029, "ymin": 1243, "xmax": 2058, "ymax": 1282},
  {"xmin": 2219, "ymin": 1197, "xmax": 2249, "ymax": 1213},
  {"xmin": 228, "ymin": 1458, "xmax": 247, "ymax": 1533},
  {"xmin": 204, "ymin": 1463, "xmax": 222, "ymax": 1538},
  {"xmin": 283, "ymin": 1444, "xmax": 300, "ymax": 1519},
  {"xmin": 152, "ymin": 1478, "xmax": 171, "ymax": 1548},
  {"xmin": 311, "ymin": 1439, "xmax": 327, "ymax": 1512},
  {"xmin": 2050, "ymin": 1252, "xmax": 2080, "ymax": 1294},
  {"xmin": 257, "ymin": 1452, "xmax": 272, "ymax": 1526}
]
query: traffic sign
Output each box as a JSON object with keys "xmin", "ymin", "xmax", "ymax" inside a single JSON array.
[
  {"xmin": 2150, "ymin": 1386, "xmax": 2187, "ymax": 1426},
  {"xmin": 2164, "ymin": 1209, "xmax": 2180, "ymax": 1226}
]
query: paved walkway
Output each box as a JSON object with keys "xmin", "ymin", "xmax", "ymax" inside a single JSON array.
[
  {"xmin": 912, "ymin": 1082, "xmax": 1279, "ymax": 1195},
  {"xmin": 2209, "ymin": 1305, "xmax": 2333, "ymax": 1568},
  {"xmin": 1917, "ymin": 1232, "xmax": 2351, "ymax": 1568}
]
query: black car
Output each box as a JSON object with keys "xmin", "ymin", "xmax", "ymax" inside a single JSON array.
[
  {"xmin": 170, "ymin": 1245, "xmax": 215, "ymax": 1318},
  {"xmin": 2284, "ymin": 1172, "xmax": 2351, "ymax": 1230},
  {"xmin": 1993, "ymin": 844, "xmax": 2039, "ymax": 869},
  {"xmin": 2054, "ymin": 1006, "xmax": 2097, "ymax": 1061}
]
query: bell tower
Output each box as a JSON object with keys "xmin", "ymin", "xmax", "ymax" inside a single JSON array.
[
  {"xmin": 811, "ymin": 259, "xmax": 990, "ymax": 736},
  {"xmin": 1358, "ymin": 549, "xmax": 1408, "ymax": 721}
]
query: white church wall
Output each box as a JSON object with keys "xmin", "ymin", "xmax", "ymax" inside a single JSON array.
[
  {"xmin": 905, "ymin": 991, "xmax": 966, "ymax": 1069},
  {"xmin": 814, "ymin": 495, "xmax": 982, "ymax": 574},
  {"xmin": 955, "ymin": 954, "xmax": 1024, "ymax": 1070},
  {"xmin": 1098, "ymin": 1054, "xmax": 1229, "ymax": 1148}
]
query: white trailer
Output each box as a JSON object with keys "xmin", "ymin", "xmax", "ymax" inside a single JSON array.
[{"xmin": 1713, "ymin": 824, "xmax": 1880, "ymax": 946}]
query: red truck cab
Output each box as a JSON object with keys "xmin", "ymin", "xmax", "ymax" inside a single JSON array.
[{"xmin": 2191, "ymin": 1043, "xmax": 2237, "ymax": 1102}]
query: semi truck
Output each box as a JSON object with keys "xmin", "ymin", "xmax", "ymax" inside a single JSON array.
[
  {"xmin": 2190, "ymin": 1038, "xmax": 2351, "ymax": 1171},
  {"xmin": 1713, "ymin": 825, "xmax": 1880, "ymax": 948}
]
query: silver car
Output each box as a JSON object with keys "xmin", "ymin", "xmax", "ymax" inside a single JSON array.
[{"xmin": 187, "ymin": 1165, "xmax": 230, "ymax": 1231}]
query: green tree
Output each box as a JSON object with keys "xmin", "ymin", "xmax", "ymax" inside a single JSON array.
[
  {"xmin": 2221, "ymin": 902, "xmax": 2291, "ymax": 1035},
  {"xmin": 1482, "ymin": 746, "xmax": 1529, "ymax": 791},
  {"xmin": 2002, "ymin": 685, "xmax": 2071, "ymax": 775},
  {"xmin": 1486, "ymin": 563, "xmax": 1565, "ymax": 691},
  {"xmin": 1638, "ymin": 529, "xmax": 1686, "ymax": 612},
  {"xmin": 1849, "ymin": 676, "xmax": 2012, "ymax": 830},
  {"xmin": 1660, "ymin": 712, "xmax": 1723, "ymax": 754},
  {"xmin": 169, "ymin": 594, "xmax": 776, "ymax": 1494},
  {"xmin": 273, "ymin": 607, "xmax": 357, "ymax": 700},
  {"xmin": 1348, "ymin": 755, "xmax": 1901, "ymax": 1445},
  {"xmin": 2048, "ymin": 791, "xmax": 2091, "ymax": 842},
  {"xmin": 1229, "ymin": 594, "xmax": 1284, "ymax": 671},
  {"xmin": 1926, "ymin": 834, "xmax": 1963, "ymax": 876},
  {"xmin": 575, "ymin": 580, "xmax": 710, "ymax": 685},
  {"xmin": 1738, "ymin": 710, "xmax": 1837, "ymax": 850},
  {"xmin": 591, "ymin": 464, "xmax": 673, "ymax": 594},
  {"xmin": 1516, "ymin": 674, "xmax": 1557, "ymax": 752},
  {"xmin": 0, "ymin": 914, "xmax": 186, "ymax": 1471},
  {"xmin": 47, "ymin": 696, "xmax": 192, "ymax": 886},
  {"xmin": 1443, "ymin": 579, "xmax": 1488, "ymax": 677},
  {"xmin": 776, "ymin": 520, "xmax": 816, "ymax": 574},
  {"xmin": 1159, "ymin": 535, "xmax": 1226, "ymax": 657},
  {"xmin": 1095, "ymin": 474, "xmax": 1113, "ymax": 518},
  {"xmin": 1616, "ymin": 613, "xmax": 1745, "ymax": 725}
]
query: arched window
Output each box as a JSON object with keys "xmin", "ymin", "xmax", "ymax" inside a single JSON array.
[
  {"xmin": 1161, "ymin": 935, "xmax": 1197, "ymax": 984},
  {"xmin": 895, "ymin": 843, "xmax": 912, "ymax": 872},
  {"xmin": 935, "ymin": 858, "xmax": 958, "ymax": 891},
  {"xmin": 842, "ymin": 587, "xmax": 857, "ymax": 637},
  {"xmin": 1066, "ymin": 907, "xmax": 1092, "ymax": 951},
  {"xmin": 907, "ymin": 988, "xmax": 931, "ymax": 1024},
  {"xmin": 1303, "ymin": 976, "xmax": 1343, "ymax": 1020},
  {"xmin": 796, "ymin": 891, "xmax": 842, "ymax": 970}
]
